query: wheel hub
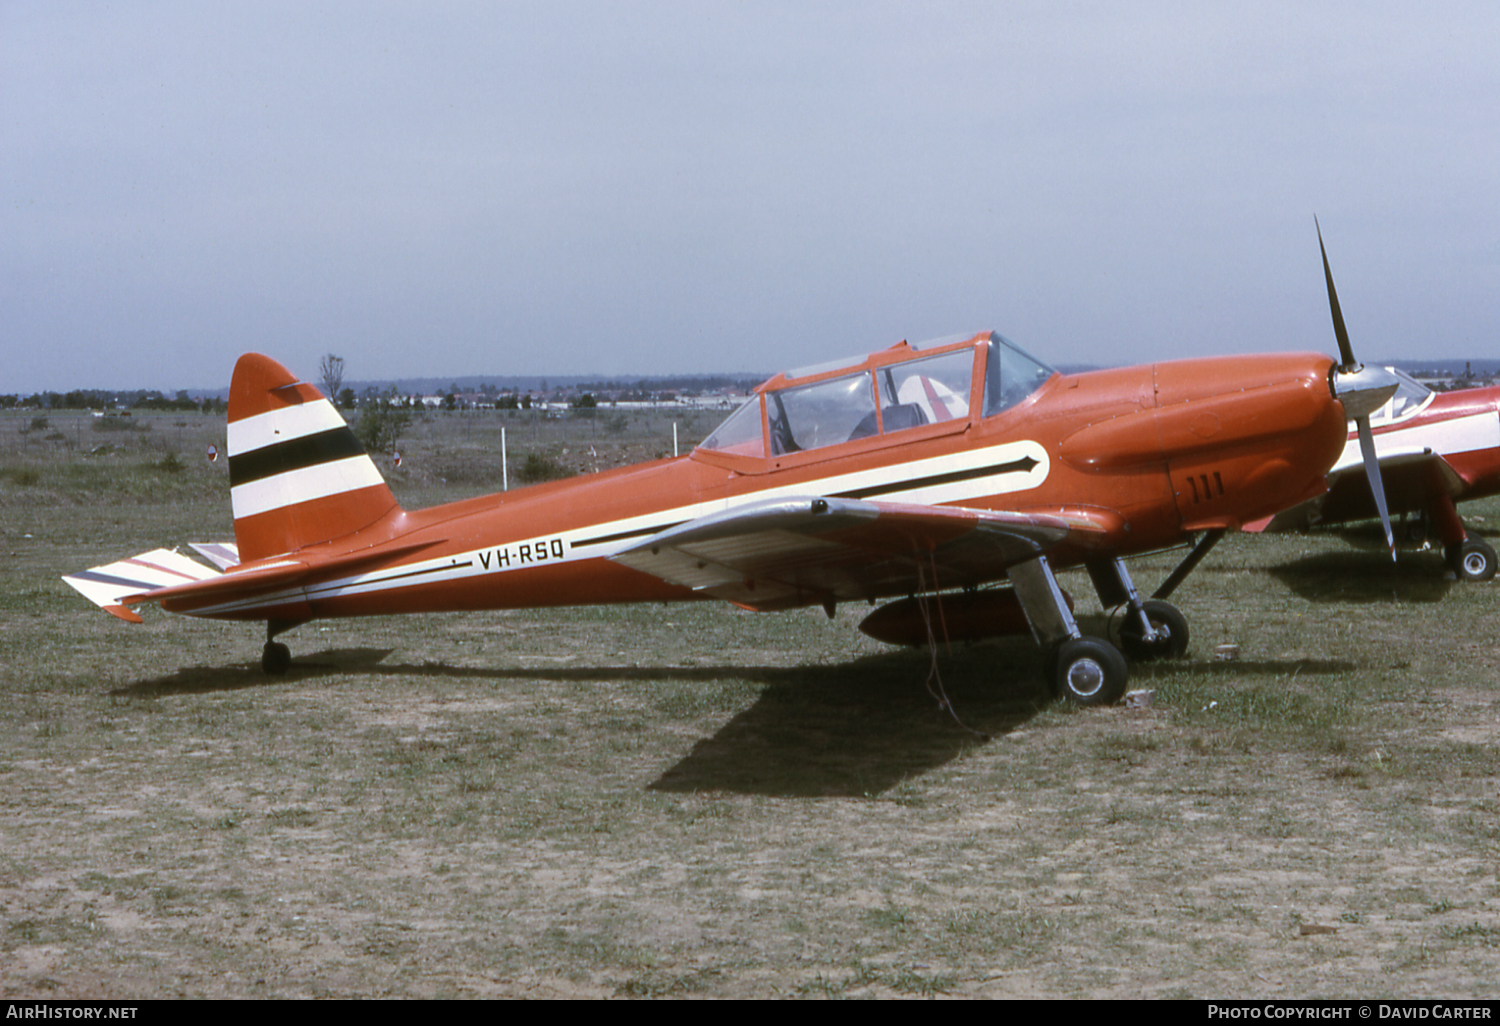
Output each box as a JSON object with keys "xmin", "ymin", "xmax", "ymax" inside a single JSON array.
[{"xmin": 1065, "ymin": 657, "xmax": 1105, "ymax": 698}]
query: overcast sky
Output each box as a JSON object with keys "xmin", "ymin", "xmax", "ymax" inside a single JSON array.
[{"xmin": 5, "ymin": 2, "xmax": 1499, "ymax": 393}]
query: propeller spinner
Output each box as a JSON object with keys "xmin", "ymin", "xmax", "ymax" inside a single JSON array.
[{"xmin": 1317, "ymin": 217, "xmax": 1400, "ymax": 557}]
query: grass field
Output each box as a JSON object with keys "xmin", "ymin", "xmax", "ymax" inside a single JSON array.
[{"xmin": 3, "ymin": 409, "xmax": 1499, "ymax": 998}]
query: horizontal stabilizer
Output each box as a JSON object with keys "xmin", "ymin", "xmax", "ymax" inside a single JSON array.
[
  {"xmin": 62, "ymin": 549, "xmax": 220, "ymax": 623},
  {"xmin": 119, "ymin": 535, "xmax": 450, "ymax": 616},
  {"xmin": 189, "ymin": 541, "xmax": 241, "ymax": 570},
  {"xmin": 124, "ymin": 558, "xmax": 311, "ymax": 608},
  {"xmin": 66, "ymin": 534, "xmax": 448, "ymax": 621}
]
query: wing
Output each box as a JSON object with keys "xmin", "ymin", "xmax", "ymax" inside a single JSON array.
[
  {"xmin": 1246, "ymin": 449, "xmax": 1465, "ymax": 532},
  {"xmin": 609, "ymin": 496, "xmax": 1110, "ymax": 612}
]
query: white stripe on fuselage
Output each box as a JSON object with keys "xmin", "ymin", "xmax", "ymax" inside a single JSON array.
[
  {"xmin": 1331, "ymin": 411, "xmax": 1500, "ymax": 473},
  {"xmin": 187, "ymin": 439, "xmax": 1050, "ymax": 617}
]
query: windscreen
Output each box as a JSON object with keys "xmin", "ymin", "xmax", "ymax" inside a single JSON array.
[
  {"xmin": 982, "ymin": 334, "xmax": 1055, "ymax": 416},
  {"xmin": 698, "ymin": 396, "xmax": 765, "ymax": 456}
]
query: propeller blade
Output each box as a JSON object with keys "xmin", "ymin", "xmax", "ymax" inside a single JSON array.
[
  {"xmin": 1316, "ymin": 216, "xmax": 1357, "ymax": 371},
  {"xmin": 1355, "ymin": 414, "xmax": 1396, "ymax": 559},
  {"xmin": 1315, "ymin": 221, "xmax": 1397, "ymax": 558}
]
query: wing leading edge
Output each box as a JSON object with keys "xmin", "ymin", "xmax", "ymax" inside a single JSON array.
[{"xmin": 609, "ymin": 496, "xmax": 1109, "ymax": 612}]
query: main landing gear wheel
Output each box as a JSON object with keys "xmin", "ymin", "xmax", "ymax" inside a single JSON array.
[
  {"xmin": 1049, "ymin": 637, "xmax": 1129, "ymax": 707},
  {"xmin": 1116, "ymin": 599, "xmax": 1190, "ymax": 661},
  {"xmin": 262, "ymin": 641, "xmax": 291, "ymax": 675},
  {"xmin": 1447, "ymin": 538, "xmax": 1498, "ymax": 582},
  {"xmin": 1404, "ymin": 512, "xmax": 1431, "ymax": 546}
]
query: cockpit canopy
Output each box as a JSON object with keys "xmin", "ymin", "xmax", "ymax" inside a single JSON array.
[
  {"xmin": 1367, "ymin": 367, "xmax": 1434, "ymax": 427},
  {"xmin": 698, "ymin": 332, "xmax": 1054, "ymax": 459}
]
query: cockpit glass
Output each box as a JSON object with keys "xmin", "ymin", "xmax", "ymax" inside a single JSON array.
[
  {"xmin": 1370, "ymin": 368, "xmax": 1432, "ymax": 425},
  {"xmin": 700, "ymin": 334, "xmax": 1050, "ymax": 459},
  {"xmin": 983, "ymin": 334, "xmax": 1055, "ymax": 417},
  {"xmin": 874, "ymin": 349, "xmax": 973, "ymax": 431},
  {"xmin": 699, "ymin": 396, "xmax": 765, "ymax": 456},
  {"xmin": 768, "ymin": 371, "xmax": 877, "ymax": 454}
]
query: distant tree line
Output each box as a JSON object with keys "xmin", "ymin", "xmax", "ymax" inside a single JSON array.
[
  {"xmin": 0, "ymin": 389, "xmax": 225, "ymax": 413},
  {"xmin": 3, "ymin": 353, "xmax": 761, "ymax": 418},
  {"xmin": 573, "ymin": 374, "xmax": 764, "ymax": 394}
]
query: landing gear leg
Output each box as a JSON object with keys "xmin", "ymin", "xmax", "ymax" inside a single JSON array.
[
  {"xmin": 1116, "ymin": 599, "xmax": 1190, "ymax": 661},
  {"xmin": 1089, "ymin": 557, "xmax": 1190, "ymax": 661},
  {"xmin": 1430, "ymin": 493, "xmax": 1497, "ymax": 582},
  {"xmin": 1152, "ymin": 529, "xmax": 1224, "ymax": 601},
  {"xmin": 1010, "ymin": 555, "xmax": 1128, "ymax": 706}
]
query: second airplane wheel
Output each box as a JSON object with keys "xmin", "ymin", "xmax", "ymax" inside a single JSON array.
[
  {"xmin": 1449, "ymin": 538, "xmax": 1498, "ymax": 582},
  {"xmin": 1051, "ymin": 637, "xmax": 1129, "ymax": 707},
  {"xmin": 1117, "ymin": 599, "xmax": 1190, "ymax": 661}
]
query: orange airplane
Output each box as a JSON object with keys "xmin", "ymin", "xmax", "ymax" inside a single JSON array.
[
  {"xmin": 1246, "ymin": 368, "xmax": 1500, "ymax": 580},
  {"xmin": 64, "ymin": 235, "xmax": 1399, "ymax": 706}
]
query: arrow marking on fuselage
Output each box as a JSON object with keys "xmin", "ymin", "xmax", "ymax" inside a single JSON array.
[{"xmin": 831, "ymin": 455, "xmax": 1040, "ymax": 500}]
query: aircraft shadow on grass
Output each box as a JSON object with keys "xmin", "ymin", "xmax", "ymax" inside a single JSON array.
[
  {"xmin": 644, "ymin": 647, "xmax": 1052, "ymax": 798},
  {"xmin": 626, "ymin": 650, "xmax": 1375, "ymax": 793},
  {"xmin": 1268, "ymin": 545, "xmax": 1456, "ymax": 604},
  {"xmin": 1326, "ymin": 518, "xmax": 1500, "ymax": 551},
  {"xmin": 112, "ymin": 643, "xmax": 1056, "ymax": 796},
  {"xmin": 109, "ymin": 647, "xmax": 400, "ymax": 699},
  {"xmin": 110, "ymin": 637, "xmax": 1360, "ymax": 797},
  {"xmin": 1265, "ymin": 515, "xmax": 1500, "ymax": 604}
]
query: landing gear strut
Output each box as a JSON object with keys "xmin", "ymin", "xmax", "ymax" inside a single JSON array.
[
  {"xmin": 1090, "ymin": 557, "xmax": 1190, "ymax": 662},
  {"xmin": 1428, "ymin": 493, "xmax": 1496, "ymax": 582},
  {"xmin": 1115, "ymin": 598, "xmax": 1190, "ymax": 661},
  {"xmin": 1010, "ymin": 555, "xmax": 1133, "ymax": 706},
  {"xmin": 1009, "ymin": 548, "xmax": 1204, "ymax": 706}
]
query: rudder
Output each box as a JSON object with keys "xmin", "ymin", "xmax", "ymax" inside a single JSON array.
[{"xmin": 227, "ymin": 353, "xmax": 401, "ymax": 562}]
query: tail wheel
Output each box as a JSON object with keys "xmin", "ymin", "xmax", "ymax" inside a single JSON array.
[
  {"xmin": 1448, "ymin": 538, "xmax": 1498, "ymax": 582},
  {"xmin": 1116, "ymin": 599, "xmax": 1190, "ymax": 661},
  {"xmin": 1049, "ymin": 637, "xmax": 1129, "ymax": 706},
  {"xmin": 262, "ymin": 641, "xmax": 291, "ymax": 675}
]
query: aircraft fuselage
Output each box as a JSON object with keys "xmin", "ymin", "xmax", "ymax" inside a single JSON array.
[{"xmin": 164, "ymin": 337, "xmax": 1349, "ymax": 625}]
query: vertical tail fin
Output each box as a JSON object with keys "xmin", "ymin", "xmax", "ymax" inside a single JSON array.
[{"xmin": 227, "ymin": 353, "xmax": 401, "ymax": 562}]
